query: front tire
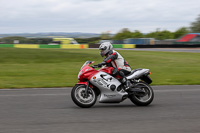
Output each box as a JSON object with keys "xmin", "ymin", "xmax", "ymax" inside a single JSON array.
[
  {"xmin": 129, "ymin": 82, "xmax": 154, "ymax": 106},
  {"xmin": 71, "ymin": 84, "xmax": 97, "ymax": 108}
]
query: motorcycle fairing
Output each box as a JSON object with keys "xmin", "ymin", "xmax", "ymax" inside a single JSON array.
[{"xmin": 90, "ymin": 71, "xmax": 128, "ymax": 103}]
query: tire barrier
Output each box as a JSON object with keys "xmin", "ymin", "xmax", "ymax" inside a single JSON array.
[
  {"xmin": 0, "ymin": 44, "xmax": 88, "ymax": 49},
  {"xmin": 88, "ymin": 44, "xmax": 136, "ymax": 48},
  {"xmin": 0, "ymin": 44, "xmax": 200, "ymax": 49},
  {"xmin": 0, "ymin": 44, "xmax": 136, "ymax": 49}
]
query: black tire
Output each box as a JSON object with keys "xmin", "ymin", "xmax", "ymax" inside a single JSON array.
[
  {"xmin": 71, "ymin": 84, "xmax": 97, "ymax": 108},
  {"xmin": 129, "ymin": 82, "xmax": 154, "ymax": 106}
]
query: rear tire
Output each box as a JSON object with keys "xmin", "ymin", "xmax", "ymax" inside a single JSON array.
[
  {"xmin": 129, "ymin": 82, "xmax": 154, "ymax": 106},
  {"xmin": 71, "ymin": 84, "xmax": 97, "ymax": 108}
]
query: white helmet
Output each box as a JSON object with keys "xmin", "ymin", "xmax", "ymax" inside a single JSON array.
[{"xmin": 99, "ymin": 42, "xmax": 113, "ymax": 57}]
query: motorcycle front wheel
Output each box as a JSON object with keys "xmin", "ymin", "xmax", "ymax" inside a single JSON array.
[
  {"xmin": 71, "ymin": 84, "xmax": 97, "ymax": 108},
  {"xmin": 129, "ymin": 82, "xmax": 154, "ymax": 106}
]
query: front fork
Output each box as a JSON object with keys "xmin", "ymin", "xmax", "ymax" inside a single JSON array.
[
  {"xmin": 85, "ymin": 80, "xmax": 90, "ymax": 97},
  {"xmin": 77, "ymin": 81, "xmax": 90, "ymax": 97}
]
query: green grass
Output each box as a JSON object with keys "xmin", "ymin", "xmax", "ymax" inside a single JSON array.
[{"xmin": 0, "ymin": 48, "xmax": 200, "ymax": 88}]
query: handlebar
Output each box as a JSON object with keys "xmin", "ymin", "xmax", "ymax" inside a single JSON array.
[{"xmin": 91, "ymin": 65, "xmax": 99, "ymax": 68}]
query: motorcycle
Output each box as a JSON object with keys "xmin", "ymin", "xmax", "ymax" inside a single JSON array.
[{"xmin": 71, "ymin": 61, "xmax": 154, "ymax": 108}]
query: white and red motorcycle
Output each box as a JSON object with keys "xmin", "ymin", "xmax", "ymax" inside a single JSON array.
[{"xmin": 71, "ymin": 61, "xmax": 154, "ymax": 108}]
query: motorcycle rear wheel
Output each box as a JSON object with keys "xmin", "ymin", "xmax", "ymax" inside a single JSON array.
[
  {"xmin": 129, "ymin": 82, "xmax": 154, "ymax": 106},
  {"xmin": 71, "ymin": 84, "xmax": 97, "ymax": 108}
]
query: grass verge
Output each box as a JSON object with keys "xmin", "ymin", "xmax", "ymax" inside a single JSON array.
[{"xmin": 0, "ymin": 48, "xmax": 199, "ymax": 88}]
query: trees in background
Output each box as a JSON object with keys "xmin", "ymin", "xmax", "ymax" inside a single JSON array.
[
  {"xmin": 0, "ymin": 37, "xmax": 52, "ymax": 44},
  {"xmin": 113, "ymin": 27, "xmax": 189, "ymax": 40},
  {"xmin": 190, "ymin": 14, "xmax": 200, "ymax": 33},
  {"xmin": 112, "ymin": 28, "xmax": 144, "ymax": 40}
]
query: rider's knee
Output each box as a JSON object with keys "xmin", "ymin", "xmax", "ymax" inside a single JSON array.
[{"xmin": 112, "ymin": 68, "xmax": 118, "ymax": 77}]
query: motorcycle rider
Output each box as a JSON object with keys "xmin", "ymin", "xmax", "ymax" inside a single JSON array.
[{"xmin": 97, "ymin": 42, "xmax": 131, "ymax": 90}]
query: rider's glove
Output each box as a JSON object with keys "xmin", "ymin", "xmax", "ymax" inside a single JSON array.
[{"xmin": 97, "ymin": 61, "xmax": 106, "ymax": 67}]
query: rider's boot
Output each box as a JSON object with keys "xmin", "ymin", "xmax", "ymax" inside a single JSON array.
[{"xmin": 122, "ymin": 78, "xmax": 131, "ymax": 91}]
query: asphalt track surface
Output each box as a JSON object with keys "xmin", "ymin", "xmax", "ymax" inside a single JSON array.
[{"xmin": 0, "ymin": 85, "xmax": 200, "ymax": 133}]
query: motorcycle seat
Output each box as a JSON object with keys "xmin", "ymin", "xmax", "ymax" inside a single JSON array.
[{"xmin": 125, "ymin": 69, "xmax": 142, "ymax": 77}]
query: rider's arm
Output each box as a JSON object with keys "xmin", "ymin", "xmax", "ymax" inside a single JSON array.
[
  {"xmin": 103, "ymin": 52, "xmax": 118, "ymax": 64},
  {"xmin": 97, "ymin": 51, "xmax": 118, "ymax": 67}
]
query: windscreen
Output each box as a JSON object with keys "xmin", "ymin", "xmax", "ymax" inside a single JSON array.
[{"xmin": 80, "ymin": 61, "xmax": 92, "ymax": 70}]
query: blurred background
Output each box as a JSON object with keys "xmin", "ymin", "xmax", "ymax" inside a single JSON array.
[
  {"xmin": 0, "ymin": 0, "xmax": 200, "ymax": 88},
  {"xmin": 0, "ymin": 0, "xmax": 200, "ymax": 45}
]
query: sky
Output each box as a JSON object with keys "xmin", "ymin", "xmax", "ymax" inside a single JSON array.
[{"xmin": 0, "ymin": 0, "xmax": 200, "ymax": 34}]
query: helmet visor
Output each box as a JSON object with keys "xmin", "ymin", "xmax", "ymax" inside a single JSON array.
[
  {"xmin": 99, "ymin": 46, "xmax": 107, "ymax": 50},
  {"xmin": 100, "ymin": 50, "xmax": 105, "ymax": 57},
  {"xmin": 99, "ymin": 46, "xmax": 106, "ymax": 57}
]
